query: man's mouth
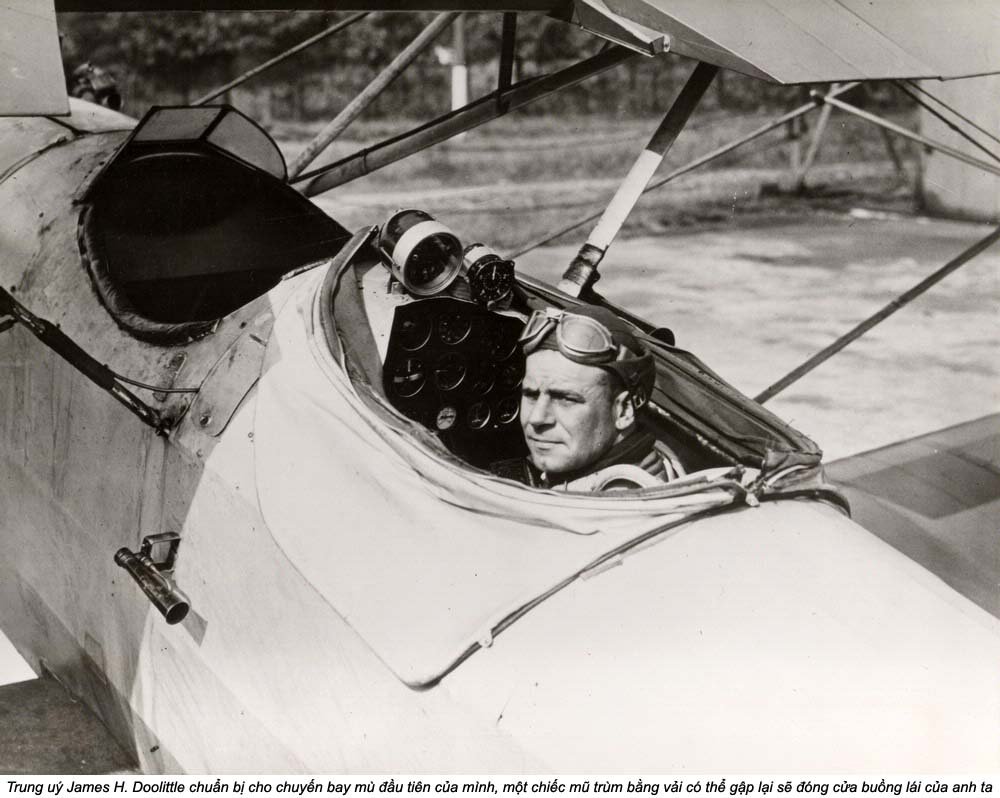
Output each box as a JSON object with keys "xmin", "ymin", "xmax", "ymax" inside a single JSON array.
[{"xmin": 527, "ymin": 436, "xmax": 560, "ymax": 449}]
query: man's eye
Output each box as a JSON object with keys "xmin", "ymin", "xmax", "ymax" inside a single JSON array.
[{"xmin": 521, "ymin": 388, "xmax": 539, "ymax": 400}]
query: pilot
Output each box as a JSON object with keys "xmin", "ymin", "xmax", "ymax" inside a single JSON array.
[{"xmin": 516, "ymin": 304, "xmax": 683, "ymax": 491}]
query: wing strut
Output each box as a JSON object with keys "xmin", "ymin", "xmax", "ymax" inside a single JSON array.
[
  {"xmin": 814, "ymin": 91, "xmax": 1000, "ymax": 178},
  {"xmin": 754, "ymin": 225, "xmax": 1000, "ymax": 404},
  {"xmin": 497, "ymin": 12, "xmax": 518, "ymax": 113},
  {"xmin": 557, "ymin": 61, "xmax": 717, "ymax": 297},
  {"xmin": 288, "ymin": 13, "xmax": 459, "ymax": 179},
  {"xmin": 509, "ymin": 82, "xmax": 861, "ymax": 259}
]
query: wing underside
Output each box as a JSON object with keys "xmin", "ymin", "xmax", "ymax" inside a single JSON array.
[{"xmin": 6, "ymin": 1, "xmax": 1000, "ymax": 116}]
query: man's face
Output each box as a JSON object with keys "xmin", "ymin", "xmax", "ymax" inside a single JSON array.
[{"xmin": 520, "ymin": 349, "xmax": 625, "ymax": 477}]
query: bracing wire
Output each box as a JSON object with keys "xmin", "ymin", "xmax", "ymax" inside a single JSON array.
[
  {"xmin": 892, "ymin": 81, "xmax": 1000, "ymax": 165},
  {"xmin": 903, "ymin": 80, "xmax": 1000, "ymax": 149}
]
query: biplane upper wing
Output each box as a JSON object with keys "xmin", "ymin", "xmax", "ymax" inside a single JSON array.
[
  {"xmin": 7, "ymin": 0, "xmax": 1000, "ymax": 115},
  {"xmin": 51, "ymin": 0, "xmax": 1000, "ymax": 80},
  {"xmin": 826, "ymin": 413, "xmax": 1000, "ymax": 621}
]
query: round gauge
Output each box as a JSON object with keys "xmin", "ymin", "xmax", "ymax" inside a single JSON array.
[
  {"xmin": 390, "ymin": 357, "xmax": 426, "ymax": 398},
  {"xmin": 398, "ymin": 317, "xmax": 431, "ymax": 351},
  {"xmin": 496, "ymin": 395, "xmax": 520, "ymax": 425},
  {"xmin": 405, "ymin": 242, "xmax": 448, "ymax": 287},
  {"xmin": 379, "ymin": 210, "xmax": 464, "ymax": 296},
  {"xmin": 468, "ymin": 362, "xmax": 496, "ymax": 396},
  {"xmin": 467, "ymin": 401, "xmax": 491, "ymax": 430},
  {"xmin": 468, "ymin": 257, "xmax": 515, "ymax": 309},
  {"xmin": 434, "ymin": 352, "xmax": 466, "ymax": 391},
  {"xmin": 436, "ymin": 405, "xmax": 457, "ymax": 431},
  {"xmin": 498, "ymin": 361, "xmax": 523, "ymax": 392},
  {"xmin": 487, "ymin": 331, "xmax": 518, "ymax": 362},
  {"xmin": 437, "ymin": 311, "xmax": 471, "ymax": 345}
]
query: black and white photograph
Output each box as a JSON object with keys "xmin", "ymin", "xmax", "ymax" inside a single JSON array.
[{"xmin": 0, "ymin": 0, "xmax": 998, "ymax": 776}]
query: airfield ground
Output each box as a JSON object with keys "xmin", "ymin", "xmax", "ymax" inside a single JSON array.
[{"xmin": 1, "ymin": 114, "xmax": 997, "ymax": 687}]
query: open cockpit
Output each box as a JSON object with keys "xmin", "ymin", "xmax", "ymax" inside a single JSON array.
[{"xmin": 317, "ymin": 220, "xmax": 828, "ymax": 495}]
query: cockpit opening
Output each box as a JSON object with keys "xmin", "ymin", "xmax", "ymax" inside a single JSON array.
[
  {"xmin": 319, "ymin": 218, "xmax": 823, "ymax": 494},
  {"xmin": 79, "ymin": 106, "xmax": 351, "ymax": 343}
]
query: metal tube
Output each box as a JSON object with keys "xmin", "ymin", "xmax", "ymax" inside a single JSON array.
[
  {"xmin": 817, "ymin": 93, "xmax": 1000, "ymax": 178},
  {"xmin": 891, "ymin": 80, "xmax": 1000, "ymax": 165},
  {"xmin": 904, "ymin": 80, "xmax": 1000, "ymax": 149},
  {"xmin": 794, "ymin": 84, "xmax": 836, "ymax": 190},
  {"xmin": 0, "ymin": 287, "xmax": 166, "ymax": 432},
  {"xmin": 754, "ymin": 225, "xmax": 1000, "ymax": 405},
  {"xmin": 497, "ymin": 12, "xmax": 517, "ymax": 113},
  {"xmin": 300, "ymin": 45, "xmax": 636, "ymax": 196},
  {"xmin": 879, "ymin": 126, "xmax": 908, "ymax": 180},
  {"xmin": 115, "ymin": 548, "xmax": 191, "ymax": 625},
  {"xmin": 288, "ymin": 13, "xmax": 459, "ymax": 179},
  {"xmin": 193, "ymin": 12, "xmax": 369, "ymax": 106},
  {"xmin": 558, "ymin": 62, "xmax": 718, "ymax": 297},
  {"xmin": 508, "ymin": 82, "xmax": 861, "ymax": 260}
]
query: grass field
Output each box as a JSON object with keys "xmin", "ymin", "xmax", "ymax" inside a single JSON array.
[{"xmin": 282, "ymin": 106, "xmax": 920, "ymax": 251}]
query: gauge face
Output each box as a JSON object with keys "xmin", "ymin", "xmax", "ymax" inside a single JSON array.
[
  {"xmin": 487, "ymin": 330, "xmax": 518, "ymax": 362},
  {"xmin": 436, "ymin": 405, "xmax": 457, "ymax": 431},
  {"xmin": 434, "ymin": 352, "xmax": 466, "ymax": 391},
  {"xmin": 467, "ymin": 401, "xmax": 491, "ymax": 430},
  {"xmin": 468, "ymin": 362, "xmax": 496, "ymax": 396},
  {"xmin": 468, "ymin": 258, "xmax": 515, "ymax": 307},
  {"xmin": 391, "ymin": 357, "xmax": 426, "ymax": 398},
  {"xmin": 398, "ymin": 317, "xmax": 431, "ymax": 351},
  {"xmin": 496, "ymin": 395, "xmax": 520, "ymax": 425},
  {"xmin": 402, "ymin": 234, "xmax": 462, "ymax": 295},
  {"xmin": 437, "ymin": 311, "xmax": 472, "ymax": 345},
  {"xmin": 498, "ymin": 361, "xmax": 523, "ymax": 392},
  {"xmin": 405, "ymin": 243, "xmax": 447, "ymax": 288}
]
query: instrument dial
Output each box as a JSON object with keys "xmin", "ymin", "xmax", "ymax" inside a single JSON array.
[
  {"xmin": 405, "ymin": 241, "xmax": 448, "ymax": 289},
  {"xmin": 399, "ymin": 317, "xmax": 431, "ymax": 351},
  {"xmin": 436, "ymin": 405, "xmax": 457, "ymax": 431},
  {"xmin": 434, "ymin": 352, "xmax": 466, "ymax": 391},
  {"xmin": 498, "ymin": 362, "xmax": 523, "ymax": 392},
  {"xmin": 487, "ymin": 330, "xmax": 518, "ymax": 362},
  {"xmin": 437, "ymin": 311, "xmax": 472, "ymax": 345},
  {"xmin": 468, "ymin": 258, "xmax": 515, "ymax": 309},
  {"xmin": 391, "ymin": 358, "xmax": 426, "ymax": 398},
  {"xmin": 496, "ymin": 395, "xmax": 520, "ymax": 425},
  {"xmin": 467, "ymin": 401, "xmax": 491, "ymax": 430},
  {"xmin": 469, "ymin": 362, "xmax": 496, "ymax": 396}
]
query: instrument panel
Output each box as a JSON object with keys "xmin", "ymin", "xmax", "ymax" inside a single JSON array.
[{"xmin": 383, "ymin": 297, "xmax": 527, "ymax": 468}]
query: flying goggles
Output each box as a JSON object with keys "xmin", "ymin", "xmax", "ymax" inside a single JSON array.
[{"xmin": 518, "ymin": 307, "xmax": 655, "ymax": 408}]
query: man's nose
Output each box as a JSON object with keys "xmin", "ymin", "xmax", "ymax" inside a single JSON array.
[{"xmin": 527, "ymin": 394, "xmax": 553, "ymax": 427}]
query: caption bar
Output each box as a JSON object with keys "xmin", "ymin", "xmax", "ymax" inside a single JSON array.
[{"xmin": 2, "ymin": 778, "xmax": 997, "ymax": 797}]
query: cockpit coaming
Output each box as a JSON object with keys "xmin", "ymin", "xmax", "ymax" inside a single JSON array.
[{"xmin": 79, "ymin": 105, "xmax": 350, "ymax": 343}]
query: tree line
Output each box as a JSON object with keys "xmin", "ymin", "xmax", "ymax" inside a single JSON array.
[{"xmin": 58, "ymin": 11, "xmax": 910, "ymax": 122}]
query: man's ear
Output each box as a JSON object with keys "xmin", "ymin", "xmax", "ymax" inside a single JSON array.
[{"xmin": 613, "ymin": 389, "xmax": 635, "ymax": 431}]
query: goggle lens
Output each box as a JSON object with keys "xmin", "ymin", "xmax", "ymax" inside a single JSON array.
[
  {"xmin": 519, "ymin": 309, "xmax": 618, "ymax": 362},
  {"xmin": 557, "ymin": 314, "xmax": 616, "ymax": 356}
]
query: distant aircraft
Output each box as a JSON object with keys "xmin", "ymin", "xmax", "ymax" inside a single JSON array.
[{"xmin": 1, "ymin": 0, "xmax": 998, "ymax": 774}]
